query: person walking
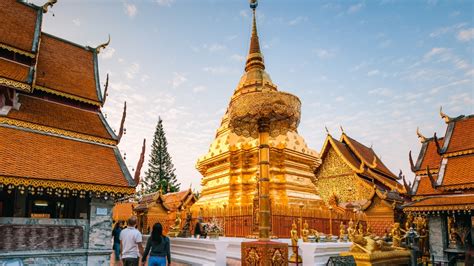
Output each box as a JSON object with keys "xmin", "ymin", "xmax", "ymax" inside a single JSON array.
[
  {"xmin": 142, "ymin": 223, "xmax": 171, "ymax": 266},
  {"xmin": 112, "ymin": 220, "xmax": 124, "ymax": 265},
  {"xmin": 120, "ymin": 216, "xmax": 144, "ymax": 266}
]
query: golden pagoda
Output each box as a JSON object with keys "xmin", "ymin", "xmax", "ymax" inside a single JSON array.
[{"xmin": 194, "ymin": 0, "xmax": 322, "ymax": 210}]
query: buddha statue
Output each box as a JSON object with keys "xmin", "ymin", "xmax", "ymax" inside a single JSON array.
[
  {"xmin": 289, "ymin": 221, "xmax": 302, "ymax": 262},
  {"xmin": 339, "ymin": 222, "xmax": 346, "ymax": 242},
  {"xmin": 302, "ymin": 220, "xmax": 310, "ymax": 242},
  {"xmin": 390, "ymin": 222, "xmax": 404, "ymax": 248}
]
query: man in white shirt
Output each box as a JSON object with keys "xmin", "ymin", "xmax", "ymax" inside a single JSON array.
[{"xmin": 120, "ymin": 216, "xmax": 144, "ymax": 266}]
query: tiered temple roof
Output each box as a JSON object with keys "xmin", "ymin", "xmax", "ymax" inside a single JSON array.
[
  {"xmin": 404, "ymin": 111, "xmax": 474, "ymax": 213},
  {"xmin": 0, "ymin": 0, "xmax": 136, "ymax": 198}
]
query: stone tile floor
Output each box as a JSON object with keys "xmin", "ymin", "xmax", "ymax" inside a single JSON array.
[{"xmin": 110, "ymin": 251, "xmax": 241, "ymax": 266}]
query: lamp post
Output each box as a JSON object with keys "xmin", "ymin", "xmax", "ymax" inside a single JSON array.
[
  {"xmin": 223, "ymin": 203, "xmax": 227, "ymax": 237},
  {"xmin": 299, "ymin": 202, "xmax": 304, "ymax": 238},
  {"xmin": 329, "ymin": 206, "xmax": 333, "ymax": 236}
]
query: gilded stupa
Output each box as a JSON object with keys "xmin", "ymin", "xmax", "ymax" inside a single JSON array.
[{"xmin": 194, "ymin": 4, "xmax": 322, "ymax": 209}]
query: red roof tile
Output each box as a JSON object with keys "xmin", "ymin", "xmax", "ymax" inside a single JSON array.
[
  {"xmin": 0, "ymin": 58, "xmax": 30, "ymax": 83},
  {"xmin": 415, "ymin": 175, "xmax": 442, "ymax": 196},
  {"xmin": 418, "ymin": 138, "xmax": 444, "ymax": 170},
  {"xmin": 441, "ymin": 154, "xmax": 474, "ymax": 187},
  {"xmin": 0, "ymin": 0, "xmax": 38, "ymax": 53},
  {"xmin": 36, "ymin": 34, "xmax": 100, "ymax": 102},
  {"xmin": 0, "ymin": 126, "xmax": 131, "ymax": 187},
  {"xmin": 445, "ymin": 117, "xmax": 474, "ymax": 153},
  {"xmin": 6, "ymin": 95, "xmax": 113, "ymax": 140},
  {"xmin": 162, "ymin": 190, "xmax": 193, "ymax": 211},
  {"xmin": 343, "ymin": 135, "xmax": 397, "ymax": 179}
]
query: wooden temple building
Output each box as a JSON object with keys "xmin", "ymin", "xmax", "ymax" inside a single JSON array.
[
  {"xmin": 314, "ymin": 131, "xmax": 407, "ymax": 235},
  {"xmin": 403, "ymin": 110, "xmax": 473, "ymax": 263},
  {"xmin": 0, "ymin": 0, "xmax": 141, "ymax": 264},
  {"xmin": 133, "ymin": 188, "xmax": 197, "ymax": 234}
]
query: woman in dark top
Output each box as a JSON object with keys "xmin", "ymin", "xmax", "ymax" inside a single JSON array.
[
  {"xmin": 142, "ymin": 223, "xmax": 171, "ymax": 266},
  {"xmin": 112, "ymin": 220, "xmax": 124, "ymax": 262}
]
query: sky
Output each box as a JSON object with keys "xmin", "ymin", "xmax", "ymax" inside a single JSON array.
[{"xmin": 30, "ymin": 0, "xmax": 473, "ymax": 190}]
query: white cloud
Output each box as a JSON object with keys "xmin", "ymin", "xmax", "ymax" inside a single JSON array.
[
  {"xmin": 313, "ymin": 48, "xmax": 334, "ymax": 59},
  {"xmin": 457, "ymin": 28, "xmax": 474, "ymax": 42},
  {"xmin": 171, "ymin": 72, "xmax": 187, "ymax": 88},
  {"xmin": 193, "ymin": 86, "xmax": 207, "ymax": 93},
  {"xmin": 348, "ymin": 2, "xmax": 364, "ymax": 14},
  {"xmin": 240, "ymin": 10, "xmax": 249, "ymax": 18},
  {"xmin": 369, "ymin": 87, "xmax": 393, "ymax": 97},
  {"xmin": 125, "ymin": 63, "xmax": 140, "ymax": 79},
  {"xmin": 367, "ymin": 69, "xmax": 380, "ymax": 76},
  {"xmin": 124, "ymin": 3, "xmax": 137, "ymax": 18},
  {"xmin": 207, "ymin": 43, "xmax": 226, "ymax": 52},
  {"xmin": 72, "ymin": 18, "xmax": 81, "ymax": 26},
  {"xmin": 100, "ymin": 47, "xmax": 115, "ymax": 59},
  {"xmin": 202, "ymin": 66, "xmax": 235, "ymax": 75},
  {"xmin": 335, "ymin": 96, "xmax": 344, "ymax": 102},
  {"xmin": 429, "ymin": 79, "xmax": 471, "ymax": 95},
  {"xmin": 156, "ymin": 0, "xmax": 175, "ymax": 6},
  {"xmin": 289, "ymin": 16, "xmax": 308, "ymax": 26},
  {"xmin": 230, "ymin": 54, "xmax": 245, "ymax": 62},
  {"xmin": 429, "ymin": 23, "xmax": 466, "ymax": 38},
  {"xmin": 423, "ymin": 47, "xmax": 447, "ymax": 59}
]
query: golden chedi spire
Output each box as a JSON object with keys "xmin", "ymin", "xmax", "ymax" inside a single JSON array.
[{"xmin": 233, "ymin": 0, "xmax": 277, "ymax": 98}]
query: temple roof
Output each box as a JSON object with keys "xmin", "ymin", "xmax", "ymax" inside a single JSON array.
[
  {"xmin": 0, "ymin": 0, "xmax": 41, "ymax": 55},
  {"xmin": 4, "ymin": 94, "xmax": 116, "ymax": 142},
  {"xmin": 0, "ymin": 125, "xmax": 134, "ymax": 194},
  {"xmin": 35, "ymin": 33, "xmax": 102, "ymax": 104},
  {"xmin": 403, "ymin": 194, "xmax": 474, "ymax": 213},
  {"xmin": 135, "ymin": 189, "xmax": 196, "ymax": 212},
  {"xmin": 409, "ymin": 112, "xmax": 474, "ymax": 197},
  {"xmin": 0, "ymin": 58, "xmax": 31, "ymax": 84},
  {"xmin": 414, "ymin": 137, "xmax": 444, "ymax": 172},
  {"xmin": 319, "ymin": 133, "xmax": 402, "ymax": 192}
]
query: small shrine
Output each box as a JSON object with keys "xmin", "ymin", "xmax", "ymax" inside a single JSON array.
[{"xmin": 403, "ymin": 109, "xmax": 474, "ymax": 263}]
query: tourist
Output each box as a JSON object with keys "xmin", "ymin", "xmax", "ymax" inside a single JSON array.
[
  {"xmin": 112, "ymin": 220, "xmax": 124, "ymax": 264},
  {"xmin": 120, "ymin": 216, "xmax": 144, "ymax": 266},
  {"xmin": 142, "ymin": 223, "xmax": 171, "ymax": 266}
]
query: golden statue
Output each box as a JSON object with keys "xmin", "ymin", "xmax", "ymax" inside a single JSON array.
[
  {"xmin": 339, "ymin": 222, "xmax": 346, "ymax": 242},
  {"xmin": 390, "ymin": 222, "xmax": 405, "ymax": 248},
  {"xmin": 168, "ymin": 209, "xmax": 182, "ymax": 237},
  {"xmin": 302, "ymin": 220, "xmax": 310, "ymax": 242},
  {"xmin": 366, "ymin": 224, "xmax": 373, "ymax": 236},
  {"xmin": 448, "ymin": 216, "xmax": 458, "ymax": 248},
  {"xmin": 289, "ymin": 221, "xmax": 302, "ymax": 263},
  {"xmin": 358, "ymin": 222, "xmax": 365, "ymax": 236},
  {"xmin": 347, "ymin": 219, "xmax": 356, "ymax": 241},
  {"xmin": 405, "ymin": 212, "xmax": 414, "ymax": 232}
]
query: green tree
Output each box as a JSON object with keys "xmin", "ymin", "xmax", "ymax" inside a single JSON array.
[{"xmin": 143, "ymin": 117, "xmax": 180, "ymax": 193}]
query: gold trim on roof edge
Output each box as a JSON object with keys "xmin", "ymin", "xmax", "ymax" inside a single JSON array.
[
  {"xmin": 0, "ymin": 117, "xmax": 117, "ymax": 145},
  {"xmin": 0, "ymin": 77, "xmax": 31, "ymax": 92},
  {"xmin": 35, "ymin": 85, "xmax": 101, "ymax": 106},
  {"xmin": 0, "ymin": 176, "xmax": 135, "ymax": 195},
  {"xmin": 404, "ymin": 203, "xmax": 474, "ymax": 212},
  {"xmin": 0, "ymin": 43, "xmax": 35, "ymax": 58}
]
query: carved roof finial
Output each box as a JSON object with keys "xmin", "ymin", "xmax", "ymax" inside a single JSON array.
[
  {"xmin": 95, "ymin": 34, "xmax": 111, "ymax": 54},
  {"xmin": 409, "ymin": 150, "xmax": 416, "ymax": 172},
  {"xmin": 101, "ymin": 73, "xmax": 109, "ymax": 106},
  {"xmin": 340, "ymin": 125, "xmax": 345, "ymax": 134},
  {"xmin": 42, "ymin": 0, "xmax": 57, "ymax": 13},
  {"xmin": 325, "ymin": 126, "xmax": 330, "ymax": 135},
  {"xmin": 433, "ymin": 132, "xmax": 443, "ymax": 155},
  {"xmin": 117, "ymin": 101, "xmax": 127, "ymax": 143},
  {"xmin": 426, "ymin": 166, "xmax": 438, "ymax": 189},
  {"xmin": 133, "ymin": 138, "xmax": 146, "ymax": 186},
  {"xmin": 416, "ymin": 127, "xmax": 427, "ymax": 143},
  {"xmin": 439, "ymin": 106, "xmax": 452, "ymax": 123}
]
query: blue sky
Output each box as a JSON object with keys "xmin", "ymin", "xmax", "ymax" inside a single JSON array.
[{"xmin": 31, "ymin": 0, "xmax": 473, "ymax": 190}]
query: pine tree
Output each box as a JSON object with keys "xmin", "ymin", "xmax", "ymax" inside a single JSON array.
[{"xmin": 143, "ymin": 117, "xmax": 180, "ymax": 193}]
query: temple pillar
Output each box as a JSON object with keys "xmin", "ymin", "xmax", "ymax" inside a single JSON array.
[
  {"xmin": 13, "ymin": 190, "xmax": 26, "ymax": 217},
  {"xmin": 86, "ymin": 197, "xmax": 114, "ymax": 265},
  {"xmin": 428, "ymin": 215, "xmax": 448, "ymax": 262}
]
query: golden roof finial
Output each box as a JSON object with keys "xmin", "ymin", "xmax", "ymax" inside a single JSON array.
[
  {"xmin": 439, "ymin": 106, "xmax": 452, "ymax": 123},
  {"xmin": 340, "ymin": 125, "xmax": 345, "ymax": 134},
  {"xmin": 416, "ymin": 127, "xmax": 427, "ymax": 143},
  {"xmin": 245, "ymin": 0, "xmax": 265, "ymax": 72},
  {"xmin": 42, "ymin": 0, "xmax": 57, "ymax": 14},
  {"xmin": 325, "ymin": 126, "xmax": 330, "ymax": 135},
  {"xmin": 95, "ymin": 34, "xmax": 111, "ymax": 54}
]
